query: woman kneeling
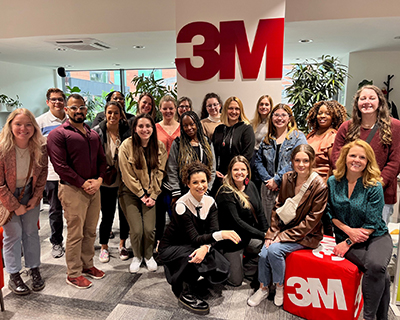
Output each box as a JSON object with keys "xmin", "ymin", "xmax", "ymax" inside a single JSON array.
[
  {"xmin": 248, "ymin": 144, "xmax": 327, "ymax": 307},
  {"xmin": 158, "ymin": 161, "xmax": 240, "ymax": 315}
]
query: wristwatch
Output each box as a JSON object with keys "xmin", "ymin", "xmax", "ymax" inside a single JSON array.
[{"xmin": 345, "ymin": 238, "xmax": 353, "ymax": 246}]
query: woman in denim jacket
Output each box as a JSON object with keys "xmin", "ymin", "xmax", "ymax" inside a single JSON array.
[{"xmin": 255, "ymin": 104, "xmax": 307, "ymax": 225}]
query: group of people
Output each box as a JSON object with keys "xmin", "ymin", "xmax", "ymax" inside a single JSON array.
[{"xmin": 0, "ymin": 85, "xmax": 398, "ymax": 320}]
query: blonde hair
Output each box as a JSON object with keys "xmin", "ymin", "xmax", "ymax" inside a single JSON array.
[
  {"xmin": 220, "ymin": 97, "xmax": 250, "ymax": 126},
  {"xmin": 333, "ymin": 139, "xmax": 383, "ymax": 188},
  {"xmin": 251, "ymin": 95, "xmax": 273, "ymax": 131},
  {"xmin": 217, "ymin": 156, "xmax": 251, "ymax": 209},
  {"xmin": 0, "ymin": 108, "xmax": 46, "ymax": 166},
  {"xmin": 264, "ymin": 104, "xmax": 300, "ymax": 144}
]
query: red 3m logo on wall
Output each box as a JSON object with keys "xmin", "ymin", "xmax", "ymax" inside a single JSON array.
[{"xmin": 175, "ymin": 18, "xmax": 284, "ymax": 81}]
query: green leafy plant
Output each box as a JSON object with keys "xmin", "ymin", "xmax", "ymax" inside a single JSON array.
[
  {"xmin": 285, "ymin": 55, "xmax": 350, "ymax": 132},
  {"xmin": 65, "ymin": 86, "xmax": 104, "ymax": 122},
  {"xmin": 127, "ymin": 70, "xmax": 177, "ymax": 121}
]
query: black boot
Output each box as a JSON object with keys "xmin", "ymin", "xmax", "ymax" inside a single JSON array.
[
  {"xmin": 9, "ymin": 272, "xmax": 30, "ymax": 295},
  {"xmin": 30, "ymin": 267, "xmax": 45, "ymax": 291},
  {"xmin": 179, "ymin": 293, "xmax": 209, "ymax": 315}
]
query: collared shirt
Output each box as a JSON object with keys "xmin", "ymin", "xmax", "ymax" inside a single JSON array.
[
  {"xmin": 176, "ymin": 192, "xmax": 223, "ymax": 241},
  {"xmin": 36, "ymin": 110, "xmax": 67, "ymax": 180},
  {"xmin": 47, "ymin": 119, "xmax": 107, "ymax": 188}
]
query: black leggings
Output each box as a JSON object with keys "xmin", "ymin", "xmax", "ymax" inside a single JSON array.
[{"xmin": 344, "ymin": 233, "xmax": 392, "ymax": 320}]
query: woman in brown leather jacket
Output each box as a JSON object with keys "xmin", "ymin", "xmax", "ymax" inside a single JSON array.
[{"xmin": 248, "ymin": 144, "xmax": 328, "ymax": 308}]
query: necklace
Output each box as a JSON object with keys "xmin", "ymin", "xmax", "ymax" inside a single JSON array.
[{"xmin": 16, "ymin": 146, "xmax": 29, "ymax": 158}]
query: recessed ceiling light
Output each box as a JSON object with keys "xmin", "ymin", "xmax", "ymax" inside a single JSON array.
[
  {"xmin": 132, "ymin": 45, "xmax": 145, "ymax": 49},
  {"xmin": 114, "ymin": 63, "xmax": 121, "ymax": 66},
  {"xmin": 394, "ymin": 36, "xmax": 400, "ymax": 40},
  {"xmin": 299, "ymin": 39, "xmax": 313, "ymax": 43},
  {"xmin": 55, "ymin": 47, "xmax": 67, "ymax": 51},
  {"xmin": 65, "ymin": 64, "xmax": 73, "ymax": 68},
  {"xmin": 295, "ymin": 58, "xmax": 301, "ymax": 61}
]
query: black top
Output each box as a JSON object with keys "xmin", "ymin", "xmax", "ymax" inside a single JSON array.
[
  {"xmin": 216, "ymin": 181, "xmax": 268, "ymax": 243},
  {"xmin": 212, "ymin": 122, "xmax": 255, "ymax": 175},
  {"xmin": 159, "ymin": 193, "xmax": 219, "ymax": 250}
]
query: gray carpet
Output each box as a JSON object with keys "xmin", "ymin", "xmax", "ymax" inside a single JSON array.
[{"xmin": 0, "ymin": 204, "xmax": 397, "ymax": 320}]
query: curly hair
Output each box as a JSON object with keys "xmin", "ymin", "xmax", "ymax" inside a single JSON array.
[
  {"xmin": 251, "ymin": 95, "xmax": 273, "ymax": 131},
  {"xmin": 217, "ymin": 156, "xmax": 251, "ymax": 209},
  {"xmin": 200, "ymin": 92, "xmax": 222, "ymax": 120},
  {"xmin": 0, "ymin": 108, "xmax": 46, "ymax": 166},
  {"xmin": 306, "ymin": 100, "xmax": 347, "ymax": 134},
  {"xmin": 178, "ymin": 111, "xmax": 214, "ymax": 176},
  {"xmin": 333, "ymin": 140, "xmax": 383, "ymax": 188},
  {"xmin": 346, "ymin": 85, "xmax": 392, "ymax": 146},
  {"xmin": 264, "ymin": 104, "xmax": 300, "ymax": 144},
  {"xmin": 181, "ymin": 161, "xmax": 211, "ymax": 186}
]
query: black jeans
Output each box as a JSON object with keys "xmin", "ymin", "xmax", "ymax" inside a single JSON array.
[
  {"xmin": 345, "ymin": 233, "xmax": 392, "ymax": 320},
  {"xmin": 45, "ymin": 181, "xmax": 63, "ymax": 245},
  {"xmin": 99, "ymin": 186, "xmax": 129, "ymax": 244}
]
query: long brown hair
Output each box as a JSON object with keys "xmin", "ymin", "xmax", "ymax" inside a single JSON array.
[
  {"xmin": 346, "ymin": 85, "xmax": 392, "ymax": 145},
  {"xmin": 251, "ymin": 95, "xmax": 273, "ymax": 131},
  {"xmin": 264, "ymin": 104, "xmax": 299, "ymax": 144},
  {"xmin": 131, "ymin": 113, "xmax": 159, "ymax": 170}
]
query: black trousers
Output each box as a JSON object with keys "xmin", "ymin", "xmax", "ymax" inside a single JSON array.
[
  {"xmin": 99, "ymin": 186, "xmax": 129, "ymax": 244},
  {"xmin": 45, "ymin": 181, "xmax": 63, "ymax": 245}
]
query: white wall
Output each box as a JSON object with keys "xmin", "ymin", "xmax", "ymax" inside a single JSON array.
[
  {"xmin": 0, "ymin": 61, "xmax": 57, "ymax": 116},
  {"xmin": 346, "ymin": 51, "xmax": 400, "ymax": 112}
]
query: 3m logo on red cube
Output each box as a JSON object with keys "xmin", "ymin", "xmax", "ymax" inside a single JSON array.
[{"xmin": 284, "ymin": 236, "xmax": 363, "ymax": 320}]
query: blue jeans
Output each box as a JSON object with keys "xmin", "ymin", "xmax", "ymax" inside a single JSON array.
[
  {"xmin": 3, "ymin": 183, "xmax": 41, "ymax": 274},
  {"xmin": 258, "ymin": 242, "xmax": 305, "ymax": 286}
]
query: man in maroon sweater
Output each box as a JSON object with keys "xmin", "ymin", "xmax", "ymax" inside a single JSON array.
[{"xmin": 47, "ymin": 94, "xmax": 107, "ymax": 289}]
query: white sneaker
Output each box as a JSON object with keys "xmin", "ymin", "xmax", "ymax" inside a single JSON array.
[
  {"xmin": 144, "ymin": 257, "xmax": 158, "ymax": 272},
  {"xmin": 274, "ymin": 285, "xmax": 284, "ymax": 306},
  {"xmin": 99, "ymin": 249, "xmax": 110, "ymax": 263},
  {"xmin": 247, "ymin": 288, "xmax": 269, "ymax": 307},
  {"xmin": 129, "ymin": 257, "xmax": 142, "ymax": 273}
]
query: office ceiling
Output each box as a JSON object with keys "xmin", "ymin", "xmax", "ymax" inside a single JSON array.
[{"xmin": 0, "ymin": 17, "xmax": 399, "ymax": 70}]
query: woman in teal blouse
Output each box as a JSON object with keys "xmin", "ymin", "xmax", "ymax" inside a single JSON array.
[{"xmin": 327, "ymin": 139, "xmax": 391, "ymax": 320}]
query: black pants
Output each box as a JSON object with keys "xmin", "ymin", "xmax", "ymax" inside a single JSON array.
[
  {"xmin": 45, "ymin": 181, "xmax": 63, "ymax": 245},
  {"xmin": 345, "ymin": 233, "xmax": 392, "ymax": 320},
  {"xmin": 155, "ymin": 189, "xmax": 172, "ymax": 241},
  {"xmin": 99, "ymin": 186, "xmax": 129, "ymax": 244}
]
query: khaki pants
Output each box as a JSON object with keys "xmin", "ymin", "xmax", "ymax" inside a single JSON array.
[
  {"xmin": 119, "ymin": 185, "xmax": 155, "ymax": 260},
  {"xmin": 58, "ymin": 184, "xmax": 101, "ymax": 277}
]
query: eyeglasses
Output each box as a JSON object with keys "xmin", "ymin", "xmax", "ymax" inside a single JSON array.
[
  {"xmin": 49, "ymin": 98, "xmax": 64, "ymax": 103},
  {"xmin": 178, "ymin": 105, "xmax": 190, "ymax": 109},
  {"xmin": 206, "ymin": 103, "xmax": 220, "ymax": 109},
  {"xmin": 272, "ymin": 113, "xmax": 289, "ymax": 118},
  {"xmin": 67, "ymin": 106, "xmax": 87, "ymax": 111}
]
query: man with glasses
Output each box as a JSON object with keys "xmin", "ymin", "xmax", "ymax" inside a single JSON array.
[
  {"xmin": 36, "ymin": 88, "xmax": 67, "ymax": 259},
  {"xmin": 47, "ymin": 94, "xmax": 107, "ymax": 289}
]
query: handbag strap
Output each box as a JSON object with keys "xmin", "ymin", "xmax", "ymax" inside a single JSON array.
[
  {"xmin": 365, "ymin": 123, "xmax": 378, "ymax": 144},
  {"xmin": 249, "ymin": 202, "xmax": 258, "ymax": 224},
  {"xmin": 292, "ymin": 171, "xmax": 319, "ymax": 205}
]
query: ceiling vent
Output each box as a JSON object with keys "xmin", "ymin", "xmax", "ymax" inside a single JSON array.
[{"xmin": 49, "ymin": 38, "xmax": 113, "ymax": 51}]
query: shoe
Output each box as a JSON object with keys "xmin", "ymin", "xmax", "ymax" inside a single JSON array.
[
  {"xmin": 129, "ymin": 257, "xmax": 142, "ymax": 273},
  {"xmin": 30, "ymin": 267, "xmax": 45, "ymax": 291},
  {"xmin": 82, "ymin": 266, "xmax": 105, "ymax": 279},
  {"xmin": 179, "ymin": 293, "xmax": 209, "ymax": 315},
  {"xmin": 51, "ymin": 244, "xmax": 64, "ymax": 258},
  {"xmin": 144, "ymin": 257, "xmax": 158, "ymax": 272},
  {"xmin": 119, "ymin": 247, "xmax": 129, "ymax": 261},
  {"xmin": 66, "ymin": 276, "xmax": 92, "ymax": 289},
  {"xmin": 274, "ymin": 285, "xmax": 284, "ymax": 306},
  {"xmin": 247, "ymin": 287, "xmax": 269, "ymax": 307},
  {"xmin": 99, "ymin": 249, "xmax": 110, "ymax": 263},
  {"xmin": 109, "ymin": 231, "xmax": 115, "ymax": 239},
  {"xmin": 9, "ymin": 272, "xmax": 31, "ymax": 295}
]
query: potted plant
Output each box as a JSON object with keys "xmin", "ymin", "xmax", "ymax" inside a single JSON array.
[
  {"xmin": 285, "ymin": 55, "xmax": 350, "ymax": 132},
  {"xmin": 0, "ymin": 94, "xmax": 8, "ymax": 111},
  {"xmin": 127, "ymin": 70, "xmax": 177, "ymax": 121},
  {"xmin": 6, "ymin": 95, "xmax": 23, "ymax": 111}
]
